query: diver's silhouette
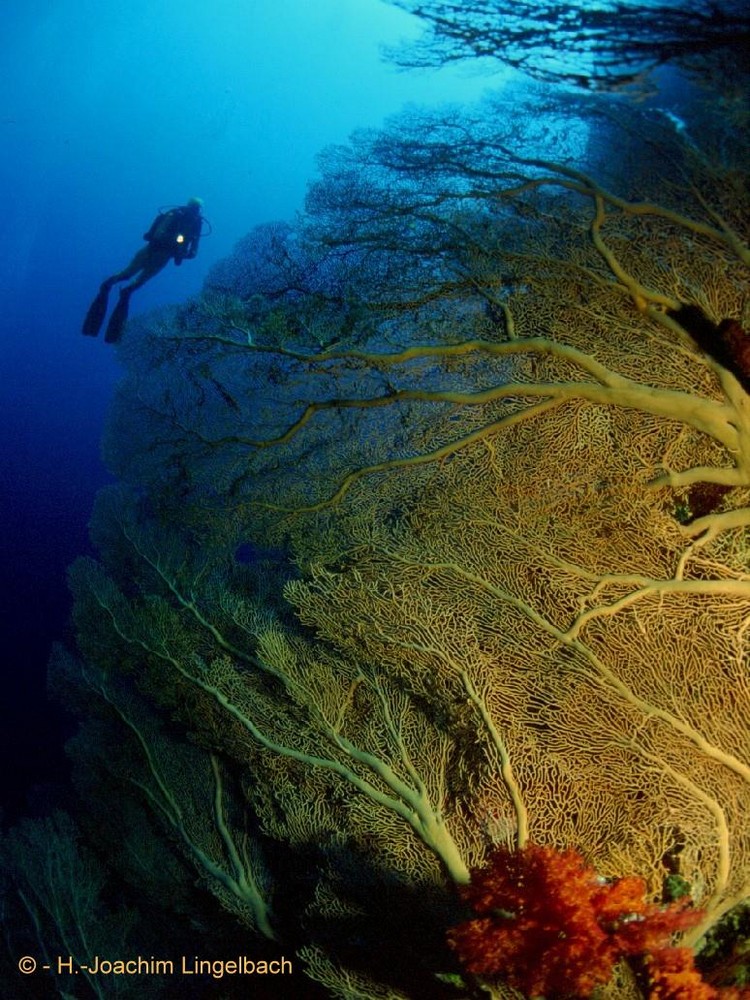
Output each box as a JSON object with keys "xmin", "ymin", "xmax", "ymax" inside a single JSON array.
[{"xmin": 82, "ymin": 197, "xmax": 205, "ymax": 343}]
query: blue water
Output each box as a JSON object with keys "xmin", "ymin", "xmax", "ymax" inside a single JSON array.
[{"xmin": 0, "ymin": 0, "xmax": 492, "ymax": 821}]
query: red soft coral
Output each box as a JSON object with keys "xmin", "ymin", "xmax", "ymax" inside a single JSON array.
[
  {"xmin": 448, "ymin": 843, "xmax": 703, "ymax": 998},
  {"xmin": 648, "ymin": 948, "xmax": 750, "ymax": 1000},
  {"xmin": 647, "ymin": 948, "xmax": 717, "ymax": 999}
]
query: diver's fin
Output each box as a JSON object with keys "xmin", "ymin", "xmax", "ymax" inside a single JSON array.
[
  {"xmin": 81, "ymin": 284, "xmax": 111, "ymax": 337},
  {"xmin": 104, "ymin": 290, "xmax": 131, "ymax": 344}
]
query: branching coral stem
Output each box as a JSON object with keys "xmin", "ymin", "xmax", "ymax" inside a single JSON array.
[
  {"xmin": 459, "ymin": 671, "xmax": 529, "ymax": 850},
  {"xmin": 495, "ymin": 154, "xmax": 750, "ymax": 266},
  {"xmin": 372, "ymin": 551, "xmax": 750, "ymax": 787},
  {"xmin": 90, "ymin": 584, "xmax": 471, "ymax": 885}
]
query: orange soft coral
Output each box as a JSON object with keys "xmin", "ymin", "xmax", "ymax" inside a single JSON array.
[
  {"xmin": 647, "ymin": 948, "xmax": 718, "ymax": 1000},
  {"xmin": 448, "ymin": 843, "xmax": 703, "ymax": 998}
]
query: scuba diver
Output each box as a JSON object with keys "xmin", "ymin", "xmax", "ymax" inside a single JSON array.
[{"xmin": 82, "ymin": 197, "xmax": 205, "ymax": 343}]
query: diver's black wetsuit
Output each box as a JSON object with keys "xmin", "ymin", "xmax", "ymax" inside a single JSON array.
[
  {"xmin": 82, "ymin": 201, "xmax": 204, "ymax": 342},
  {"xmin": 105, "ymin": 204, "xmax": 203, "ymax": 293}
]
